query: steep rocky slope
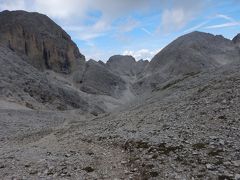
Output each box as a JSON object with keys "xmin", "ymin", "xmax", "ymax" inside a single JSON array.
[
  {"xmin": 0, "ymin": 10, "xmax": 85, "ymax": 73},
  {"xmin": 0, "ymin": 45, "xmax": 104, "ymax": 113}
]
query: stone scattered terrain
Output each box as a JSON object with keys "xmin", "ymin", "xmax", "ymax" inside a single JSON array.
[{"xmin": 0, "ymin": 10, "xmax": 240, "ymax": 180}]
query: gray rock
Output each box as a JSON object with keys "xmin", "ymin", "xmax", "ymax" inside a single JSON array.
[
  {"xmin": 106, "ymin": 55, "xmax": 148, "ymax": 77},
  {"xmin": 232, "ymin": 160, "xmax": 240, "ymax": 167},
  {"xmin": 74, "ymin": 59, "xmax": 126, "ymax": 97}
]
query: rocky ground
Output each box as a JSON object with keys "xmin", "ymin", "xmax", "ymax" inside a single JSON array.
[{"xmin": 1, "ymin": 63, "xmax": 240, "ymax": 180}]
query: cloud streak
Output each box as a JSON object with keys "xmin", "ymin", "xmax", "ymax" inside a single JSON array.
[
  {"xmin": 205, "ymin": 22, "xmax": 240, "ymax": 29},
  {"xmin": 141, "ymin": 28, "xmax": 153, "ymax": 36},
  {"xmin": 204, "ymin": 14, "xmax": 240, "ymax": 29}
]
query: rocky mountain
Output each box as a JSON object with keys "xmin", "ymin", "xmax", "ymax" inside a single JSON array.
[
  {"xmin": 106, "ymin": 55, "xmax": 148, "ymax": 78},
  {"xmin": 74, "ymin": 59, "xmax": 126, "ymax": 97},
  {"xmin": 133, "ymin": 31, "xmax": 240, "ymax": 94},
  {"xmin": 0, "ymin": 10, "xmax": 85, "ymax": 73},
  {"xmin": 148, "ymin": 31, "xmax": 239, "ymax": 74}
]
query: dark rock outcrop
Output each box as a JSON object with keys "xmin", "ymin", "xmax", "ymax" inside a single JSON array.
[
  {"xmin": 74, "ymin": 60, "xmax": 126, "ymax": 96},
  {"xmin": 0, "ymin": 10, "xmax": 85, "ymax": 73},
  {"xmin": 106, "ymin": 55, "xmax": 148, "ymax": 77},
  {"xmin": 233, "ymin": 33, "xmax": 240, "ymax": 48}
]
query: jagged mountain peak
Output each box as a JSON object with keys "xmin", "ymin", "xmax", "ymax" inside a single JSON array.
[{"xmin": 233, "ymin": 33, "xmax": 240, "ymax": 45}]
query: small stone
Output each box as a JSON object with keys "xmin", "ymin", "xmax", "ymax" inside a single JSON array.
[
  {"xmin": 219, "ymin": 140, "xmax": 225, "ymax": 145},
  {"xmin": 210, "ymin": 136, "xmax": 218, "ymax": 140},
  {"xmin": 121, "ymin": 161, "xmax": 127, "ymax": 164},
  {"xmin": 149, "ymin": 171, "xmax": 159, "ymax": 177},
  {"xmin": 235, "ymin": 174, "xmax": 240, "ymax": 180},
  {"xmin": 206, "ymin": 164, "xmax": 215, "ymax": 170},
  {"xmin": 65, "ymin": 153, "xmax": 71, "ymax": 157},
  {"xmin": 86, "ymin": 151, "xmax": 94, "ymax": 156},
  {"xmin": 232, "ymin": 160, "xmax": 240, "ymax": 167},
  {"xmin": 223, "ymin": 161, "xmax": 231, "ymax": 166},
  {"xmin": 29, "ymin": 168, "xmax": 38, "ymax": 175},
  {"xmin": 82, "ymin": 166, "xmax": 94, "ymax": 173},
  {"xmin": 24, "ymin": 163, "xmax": 31, "ymax": 168},
  {"xmin": 124, "ymin": 170, "xmax": 130, "ymax": 174},
  {"xmin": 43, "ymin": 169, "xmax": 48, "ymax": 175},
  {"xmin": 0, "ymin": 163, "xmax": 5, "ymax": 168},
  {"xmin": 192, "ymin": 151, "xmax": 198, "ymax": 155}
]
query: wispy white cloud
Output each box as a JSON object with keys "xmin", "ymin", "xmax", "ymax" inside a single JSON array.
[
  {"xmin": 141, "ymin": 27, "xmax": 153, "ymax": 36},
  {"xmin": 205, "ymin": 22, "xmax": 240, "ymax": 29},
  {"xmin": 183, "ymin": 21, "xmax": 210, "ymax": 33},
  {"xmin": 204, "ymin": 14, "xmax": 240, "ymax": 29},
  {"xmin": 184, "ymin": 13, "xmax": 240, "ymax": 32},
  {"xmin": 159, "ymin": 0, "xmax": 205, "ymax": 33},
  {"xmin": 123, "ymin": 48, "xmax": 161, "ymax": 60},
  {"xmin": 215, "ymin": 14, "xmax": 235, "ymax": 22},
  {"xmin": 162, "ymin": 8, "xmax": 187, "ymax": 32}
]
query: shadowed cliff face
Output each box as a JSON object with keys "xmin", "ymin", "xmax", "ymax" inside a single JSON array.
[
  {"xmin": 233, "ymin": 33, "xmax": 240, "ymax": 48},
  {"xmin": 0, "ymin": 10, "xmax": 85, "ymax": 74}
]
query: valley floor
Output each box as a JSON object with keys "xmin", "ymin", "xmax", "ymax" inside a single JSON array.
[{"xmin": 1, "ymin": 63, "xmax": 240, "ymax": 180}]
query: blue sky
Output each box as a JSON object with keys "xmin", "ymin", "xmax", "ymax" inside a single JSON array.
[{"xmin": 0, "ymin": 0, "xmax": 240, "ymax": 61}]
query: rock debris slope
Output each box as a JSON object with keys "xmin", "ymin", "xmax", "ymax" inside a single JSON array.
[{"xmin": 0, "ymin": 10, "xmax": 240, "ymax": 180}]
